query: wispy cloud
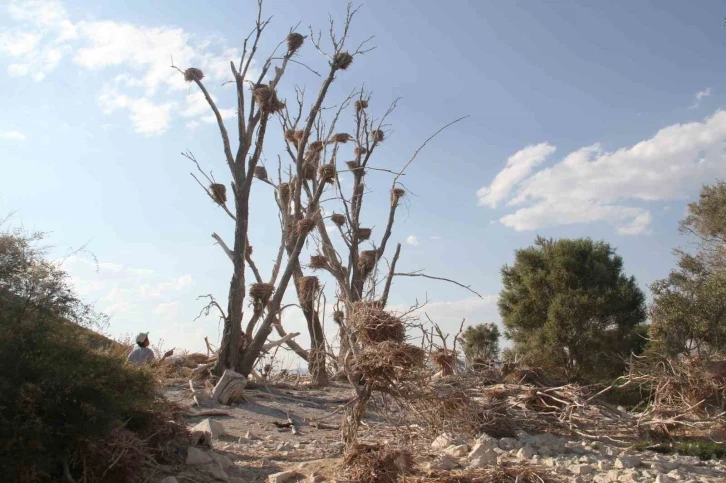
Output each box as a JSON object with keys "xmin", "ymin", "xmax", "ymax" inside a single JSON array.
[
  {"xmin": 479, "ymin": 110, "xmax": 726, "ymax": 235},
  {"xmin": 405, "ymin": 235, "xmax": 419, "ymax": 246},
  {"xmin": 0, "ymin": 130, "xmax": 26, "ymax": 141},
  {"xmin": 689, "ymin": 87, "xmax": 712, "ymax": 109}
]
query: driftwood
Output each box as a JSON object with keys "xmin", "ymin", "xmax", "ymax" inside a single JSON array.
[{"xmin": 212, "ymin": 369, "xmax": 247, "ymax": 405}]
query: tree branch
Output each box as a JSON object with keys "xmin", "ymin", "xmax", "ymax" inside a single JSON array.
[{"xmin": 393, "ymin": 271, "xmax": 483, "ymax": 299}]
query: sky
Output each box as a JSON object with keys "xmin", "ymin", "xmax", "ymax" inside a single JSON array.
[{"xmin": 2, "ymin": 0, "xmax": 726, "ymax": 360}]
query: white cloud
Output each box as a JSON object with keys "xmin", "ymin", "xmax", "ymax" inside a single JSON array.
[
  {"xmin": 98, "ymin": 88, "xmax": 176, "ymax": 135},
  {"xmin": 405, "ymin": 235, "xmax": 419, "ymax": 246},
  {"xmin": 477, "ymin": 142, "xmax": 556, "ymax": 208},
  {"xmin": 481, "ymin": 110, "xmax": 726, "ymax": 235},
  {"xmin": 690, "ymin": 87, "xmax": 712, "ymax": 109},
  {"xmin": 0, "ymin": 130, "xmax": 26, "ymax": 141},
  {"xmin": 153, "ymin": 301, "xmax": 180, "ymax": 318}
]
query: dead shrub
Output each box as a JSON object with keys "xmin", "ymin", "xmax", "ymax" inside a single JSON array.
[
  {"xmin": 349, "ymin": 302, "xmax": 404, "ymax": 346},
  {"xmin": 342, "ymin": 443, "xmax": 412, "ymax": 483}
]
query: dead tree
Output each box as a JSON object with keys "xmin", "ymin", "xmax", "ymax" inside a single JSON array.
[{"xmin": 174, "ymin": 1, "xmax": 373, "ymax": 378}]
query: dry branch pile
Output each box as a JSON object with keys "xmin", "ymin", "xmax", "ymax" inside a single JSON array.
[
  {"xmin": 341, "ymin": 443, "xmax": 413, "ymax": 483},
  {"xmin": 349, "ymin": 302, "xmax": 405, "ymax": 346}
]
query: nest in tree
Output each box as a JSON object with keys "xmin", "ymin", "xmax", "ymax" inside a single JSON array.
[
  {"xmin": 309, "ymin": 255, "xmax": 329, "ymax": 270},
  {"xmin": 301, "ymin": 162, "xmax": 316, "ymax": 180},
  {"xmin": 355, "ymin": 99, "xmax": 369, "ymax": 112},
  {"xmin": 358, "ymin": 249, "xmax": 378, "ymax": 274},
  {"xmin": 278, "ymin": 183, "xmax": 291, "ymax": 203},
  {"xmin": 356, "ymin": 228, "xmax": 372, "ymax": 240},
  {"xmin": 372, "ymin": 129, "xmax": 385, "ymax": 142},
  {"xmin": 318, "ymin": 163, "xmax": 336, "ymax": 183},
  {"xmin": 342, "ymin": 443, "xmax": 412, "ymax": 483},
  {"xmin": 285, "ymin": 130, "xmax": 304, "ymax": 145},
  {"xmin": 346, "ymin": 160, "xmax": 360, "ymax": 171},
  {"xmin": 331, "ymin": 213, "xmax": 346, "ymax": 226},
  {"xmin": 296, "ymin": 217, "xmax": 316, "ymax": 235},
  {"xmin": 296, "ymin": 276, "xmax": 319, "ymax": 307},
  {"xmin": 286, "ymin": 32, "xmax": 304, "ymax": 53},
  {"xmin": 210, "ymin": 183, "xmax": 227, "ymax": 205},
  {"xmin": 184, "ymin": 67, "xmax": 204, "ymax": 82},
  {"xmin": 355, "ymin": 341, "xmax": 426, "ymax": 385},
  {"xmin": 333, "ymin": 52, "xmax": 353, "ymax": 70},
  {"xmin": 309, "ymin": 140, "xmax": 324, "ymax": 152},
  {"xmin": 354, "ymin": 146, "xmax": 368, "ymax": 156},
  {"xmin": 390, "ymin": 187, "xmax": 406, "ymax": 205},
  {"xmin": 252, "ymin": 84, "xmax": 285, "ymax": 113},
  {"xmin": 332, "ymin": 132, "xmax": 352, "ymax": 143},
  {"xmin": 430, "ymin": 348, "xmax": 457, "ymax": 376},
  {"xmin": 246, "ymin": 245, "xmax": 253, "ymax": 257},
  {"xmin": 249, "ymin": 283, "xmax": 274, "ymax": 303},
  {"xmin": 254, "ymin": 166, "xmax": 268, "ymax": 180},
  {"xmin": 333, "ymin": 310, "xmax": 345, "ymax": 324},
  {"xmin": 349, "ymin": 302, "xmax": 405, "ymax": 346}
]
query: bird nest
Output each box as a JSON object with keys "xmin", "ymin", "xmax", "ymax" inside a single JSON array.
[
  {"xmin": 372, "ymin": 129, "xmax": 385, "ymax": 142},
  {"xmin": 296, "ymin": 276, "xmax": 319, "ymax": 307},
  {"xmin": 210, "ymin": 183, "xmax": 227, "ymax": 205},
  {"xmin": 342, "ymin": 443, "xmax": 412, "ymax": 483},
  {"xmin": 331, "ymin": 213, "xmax": 346, "ymax": 226},
  {"xmin": 183, "ymin": 67, "xmax": 204, "ymax": 82},
  {"xmin": 390, "ymin": 187, "xmax": 405, "ymax": 205},
  {"xmin": 249, "ymin": 283, "xmax": 274, "ymax": 303},
  {"xmin": 355, "ymin": 99, "xmax": 369, "ymax": 112},
  {"xmin": 358, "ymin": 250, "xmax": 378, "ymax": 275},
  {"xmin": 286, "ymin": 32, "xmax": 304, "ymax": 53},
  {"xmin": 318, "ymin": 164, "xmax": 336, "ymax": 183},
  {"xmin": 333, "ymin": 52, "xmax": 354, "ymax": 70},
  {"xmin": 430, "ymin": 348, "xmax": 457, "ymax": 376},
  {"xmin": 309, "ymin": 255, "xmax": 329, "ymax": 270},
  {"xmin": 346, "ymin": 160, "xmax": 360, "ymax": 171},
  {"xmin": 333, "ymin": 310, "xmax": 345, "ymax": 324},
  {"xmin": 252, "ymin": 84, "xmax": 285, "ymax": 113},
  {"xmin": 349, "ymin": 302, "xmax": 405, "ymax": 346},
  {"xmin": 285, "ymin": 130, "xmax": 303, "ymax": 145},
  {"xmin": 254, "ymin": 166, "xmax": 268, "ymax": 180},
  {"xmin": 302, "ymin": 162, "xmax": 316, "ymax": 180},
  {"xmin": 278, "ymin": 183, "xmax": 291, "ymax": 203},
  {"xmin": 354, "ymin": 146, "xmax": 368, "ymax": 156},
  {"xmin": 355, "ymin": 341, "xmax": 426, "ymax": 384},
  {"xmin": 296, "ymin": 217, "xmax": 316, "ymax": 235},
  {"xmin": 332, "ymin": 132, "xmax": 352, "ymax": 143},
  {"xmin": 356, "ymin": 228, "xmax": 372, "ymax": 241},
  {"xmin": 308, "ymin": 140, "xmax": 324, "ymax": 152}
]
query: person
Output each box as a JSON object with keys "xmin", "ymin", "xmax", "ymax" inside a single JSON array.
[{"xmin": 127, "ymin": 332, "xmax": 173, "ymax": 367}]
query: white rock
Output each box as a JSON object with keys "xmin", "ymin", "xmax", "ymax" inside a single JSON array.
[
  {"xmin": 569, "ymin": 464, "xmax": 593, "ymax": 475},
  {"xmin": 578, "ymin": 456, "xmax": 590, "ymax": 463},
  {"xmin": 614, "ymin": 455, "xmax": 641, "ymax": 469},
  {"xmin": 467, "ymin": 450, "xmax": 498, "ymax": 468},
  {"xmin": 432, "ymin": 433, "xmax": 461, "ymax": 449},
  {"xmin": 516, "ymin": 445, "xmax": 536, "ymax": 460},
  {"xmin": 531, "ymin": 455, "xmax": 541, "ymax": 465},
  {"xmin": 544, "ymin": 458, "xmax": 557, "ymax": 467},
  {"xmin": 193, "ymin": 419, "xmax": 225, "ymax": 439},
  {"xmin": 498, "ymin": 437, "xmax": 518, "ymax": 450},
  {"xmin": 666, "ymin": 469, "xmax": 686, "ymax": 480},
  {"xmin": 210, "ymin": 452, "xmax": 233, "ymax": 470},
  {"xmin": 468, "ymin": 437, "xmax": 498, "ymax": 459},
  {"xmin": 268, "ymin": 471, "xmax": 299, "ymax": 483},
  {"xmin": 186, "ymin": 447, "xmax": 214, "ymax": 465},
  {"xmin": 427, "ymin": 454, "xmax": 457, "ymax": 471},
  {"xmin": 444, "ymin": 444, "xmax": 469, "ymax": 458}
]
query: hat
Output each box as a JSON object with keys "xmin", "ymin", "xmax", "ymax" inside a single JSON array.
[{"xmin": 136, "ymin": 332, "xmax": 149, "ymax": 344}]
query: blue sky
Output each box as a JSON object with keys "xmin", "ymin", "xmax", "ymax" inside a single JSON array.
[{"xmin": 2, "ymin": 0, "xmax": 726, "ymax": 357}]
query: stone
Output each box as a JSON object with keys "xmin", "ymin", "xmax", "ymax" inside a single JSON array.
[
  {"xmin": 161, "ymin": 478, "xmax": 179, "ymax": 483},
  {"xmin": 667, "ymin": 469, "xmax": 686, "ymax": 480},
  {"xmin": 498, "ymin": 437, "xmax": 518, "ymax": 450},
  {"xmin": 193, "ymin": 419, "xmax": 225, "ymax": 439},
  {"xmin": 268, "ymin": 471, "xmax": 300, "ymax": 483},
  {"xmin": 538, "ymin": 446, "xmax": 554, "ymax": 457},
  {"xmin": 544, "ymin": 458, "xmax": 557, "ymax": 467},
  {"xmin": 569, "ymin": 464, "xmax": 594, "ymax": 475},
  {"xmin": 201, "ymin": 462, "xmax": 229, "ymax": 482},
  {"xmin": 614, "ymin": 455, "xmax": 641, "ymax": 469},
  {"xmin": 467, "ymin": 450, "xmax": 498, "ymax": 468},
  {"xmin": 531, "ymin": 455, "xmax": 542, "ymax": 465},
  {"xmin": 186, "ymin": 447, "xmax": 214, "ymax": 465},
  {"xmin": 526, "ymin": 433, "xmax": 567, "ymax": 454},
  {"xmin": 276, "ymin": 442, "xmax": 293, "ymax": 452},
  {"xmin": 597, "ymin": 460, "xmax": 613, "ymax": 471},
  {"xmin": 468, "ymin": 437, "xmax": 498, "ymax": 459},
  {"xmin": 427, "ymin": 454, "xmax": 457, "ymax": 471},
  {"xmin": 210, "ymin": 452, "xmax": 233, "ymax": 470},
  {"xmin": 607, "ymin": 470, "xmax": 622, "ymax": 481},
  {"xmin": 516, "ymin": 445, "xmax": 536, "ymax": 460},
  {"xmin": 432, "ymin": 433, "xmax": 462, "ymax": 449},
  {"xmin": 578, "ymin": 456, "xmax": 590, "ymax": 463},
  {"xmin": 604, "ymin": 447, "xmax": 618, "ymax": 457},
  {"xmin": 444, "ymin": 444, "xmax": 469, "ymax": 458}
]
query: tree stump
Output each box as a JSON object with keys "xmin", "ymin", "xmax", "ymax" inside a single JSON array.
[{"xmin": 212, "ymin": 369, "xmax": 247, "ymax": 405}]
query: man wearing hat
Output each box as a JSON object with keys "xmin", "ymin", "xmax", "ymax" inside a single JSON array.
[{"xmin": 127, "ymin": 332, "xmax": 173, "ymax": 366}]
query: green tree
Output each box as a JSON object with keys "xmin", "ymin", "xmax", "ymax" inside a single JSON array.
[
  {"xmin": 461, "ymin": 323, "xmax": 501, "ymax": 362},
  {"xmin": 650, "ymin": 181, "xmax": 726, "ymax": 357},
  {"xmin": 498, "ymin": 236, "xmax": 647, "ymax": 382}
]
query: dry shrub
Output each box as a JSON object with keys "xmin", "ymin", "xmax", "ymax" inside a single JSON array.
[
  {"xmin": 186, "ymin": 353, "xmax": 209, "ymax": 364},
  {"xmin": 183, "ymin": 67, "xmax": 204, "ymax": 82},
  {"xmin": 355, "ymin": 341, "xmax": 425, "ymax": 385},
  {"xmin": 296, "ymin": 276, "xmax": 320, "ymax": 307},
  {"xmin": 309, "ymin": 254, "xmax": 329, "ymax": 270},
  {"xmin": 349, "ymin": 302, "xmax": 404, "ymax": 346},
  {"xmin": 502, "ymin": 368, "xmax": 546, "ymax": 386},
  {"xmin": 355, "ymin": 99, "xmax": 369, "ymax": 112},
  {"xmin": 249, "ymin": 282, "xmax": 274, "ymax": 303},
  {"xmin": 318, "ymin": 163, "xmax": 337, "ymax": 183},
  {"xmin": 210, "ymin": 183, "xmax": 227, "ymax": 205},
  {"xmin": 334, "ymin": 52, "xmax": 354, "ymax": 70},
  {"xmin": 358, "ymin": 249, "xmax": 378, "ymax": 274},
  {"xmin": 342, "ymin": 443, "xmax": 412, "ymax": 483},
  {"xmin": 356, "ymin": 227, "xmax": 372, "ymax": 240},
  {"xmin": 331, "ymin": 213, "xmax": 346, "ymax": 226},
  {"xmin": 254, "ymin": 166, "xmax": 268, "ymax": 180},
  {"xmin": 252, "ymin": 84, "xmax": 285, "ymax": 113},
  {"xmin": 332, "ymin": 132, "xmax": 352, "ymax": 143},
  {"xmin": 286, "ymin": 32, "xmax": 304, "ymax": 52},
  {"xmin": 431, "ymin": 348, "xmax": 457, "ymax": 375},
  {"xmin": 297, "ymin": 217, "xmax": 316, "ymax": 235}
]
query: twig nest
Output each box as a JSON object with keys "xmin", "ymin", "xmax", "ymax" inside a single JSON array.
[
  {"xmin": 308, "ymin": 140, "xmax": 324, "ymax": 152},
  {"xmin": 354, "ymin": 146, "xmax": 367, "ymax": 156},
  {"xmin": 301, "ymin": 162, "xmax": 316, "ymax": 180},
  {"xmin": 210, "ymin": 183, "xmax": 227, "ymax": 205},
  {"xmin": 345, "ymin": 160, "xmax": 359, "ymax": 171},
  {"xmin": 332, "ymin": 133, "xmax": 352, "ymax": 143},
  {"xmin": 390, "ymin": 187, "xmax": 405, "ymax": 205},
  {"xmin": 318, "ymin": 163, "xmax": 336, "ymax": 184},
  {"xmin": 355, "ymin": 342, "xmax": 426, "ymax": 383},
  {"xmin": 372, "ymin": 130, "xmax": 385, "ymax": 142},
  {"xmin": 285, "ymin": 130, "xmax": 299, "ymax": 143},
  {"xmin": 356, "ymin": 228, "xmax": 372, "ymax": 241},
  {"xmin": 296, "ymin": 217, "xmax": 316, "ymax": 235},
  {"xmin": 331, "ymin": 213, "xmax": 346, "ymax": 226},
  {"xmin": 286, "ymin": 32, "xmax": 305, "ymax": 53},
  {"xmin": 278, "ymin": 183, "xmax": 291, "ymax": 202},
  {"xmin": 249, "ymin": 283, "xmax": 274, "ymax": 302},
  {"xmin": 184, "ymin": 68, "xmax": 205, "ymax": 82},
  {"xmin": 296, "ymin": 276, "xmax": 320, "ymax": 307},
  {"xmin": 252, "ymin": 84, "xmax": 285, "ymax": 114},
  {"xmin": 430, "ymin": 348, "xmax": 457, "ymax": 376},
  {"xmin": 349, "ymin": 302, "xmax": 405, "ymax": 346},
  {"xmin": 333, "ymin": 52, "xmax": 353, "ymax": 70},
  {"xmin": 358, "ymin": 250, "xmax": 378, "ymax": 274},
  {"xmin": 355, "ymin": 99, "xmax": 369, "ymax": 112},
  {"xmin": 309, "ymin": 255, "xmax": 329, "ymax": 270},
  {"xmin": 333, "ymin": 310, "xmax": 345, "ymax": 324},
  {"xmin": 254, "ymin": 166, "xmax": 268, "ymax": 180}
]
